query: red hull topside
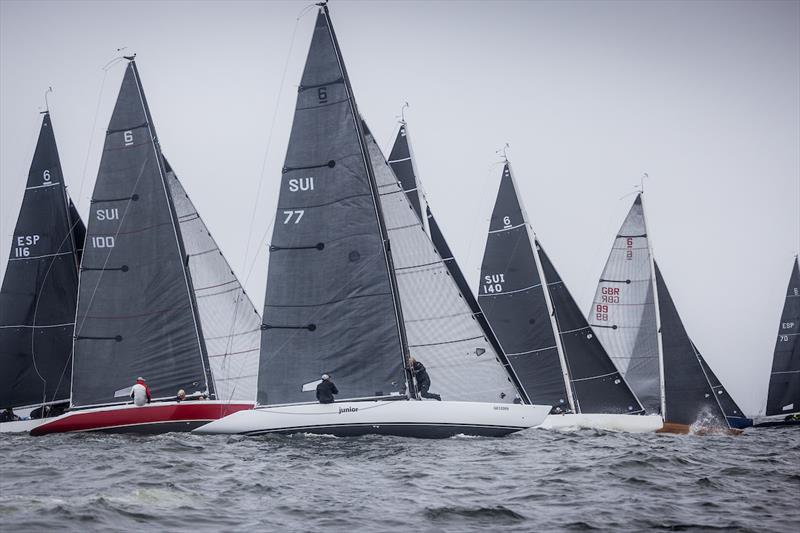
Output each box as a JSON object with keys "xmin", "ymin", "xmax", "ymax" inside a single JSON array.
[{"xmin": 30, "ymin": 401, "xmax": 253, "ymax": 436}]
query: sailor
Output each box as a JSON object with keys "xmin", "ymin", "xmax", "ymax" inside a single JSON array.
[
  {"xmin": 130, "ymin": 377, "xmax": 152, "ymax": 406},
  {"xmin": 176, "ymin": 389, "xmax": 186, "ymax": 402},
  {"xmin": 407, "ymin": 357, "xmax": 441, "ymax": 401},
  {"xmin": 0, "ymin": 407, "xmax": 20, "ymax": 423},
  {"xmin": 316, "ymin": 374, "xmax": 338, "ymax": 404}
]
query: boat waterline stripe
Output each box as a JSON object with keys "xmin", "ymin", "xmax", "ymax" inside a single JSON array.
[
  {"xmin": 488, "ymin": 222, "xmax": 526, "ymax": 234},
  {"xmin": 240, "ymin": 422, "xmax": 526, "ymax": 437},
  {"xmin": 570, "ymin": 371, "xmax": 619, "ymax": 383},
  {"xmin": 9, "ymin": 250, "xmax": 73, "ymax": 261},
  {"xmin": 0, "ymin": 322, "xmax": 75, "ymax": 329},
  {"xmin": 506, "ymin": 345, "xmax": 557, "ymax": 357},
  {"xmin": 478, "ymin": 283, "xmax": 542, "ymax": 297},
  {"xmin": 26, "ymin": 182, "xmax": 61, "ymax": 190}
]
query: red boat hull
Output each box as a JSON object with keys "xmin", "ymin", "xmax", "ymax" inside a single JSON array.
[{"xmin": 30, "ymin": 401, "xmax": 253, "ymax": 436}]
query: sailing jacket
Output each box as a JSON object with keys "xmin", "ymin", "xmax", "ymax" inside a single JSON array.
[
  {"xmin": 316, "ymin": 380, "xmax": 339, "ymax": 404},
  {"xmin": 409, "ymin": 361, "xmax": 431, "ymax": 387}
]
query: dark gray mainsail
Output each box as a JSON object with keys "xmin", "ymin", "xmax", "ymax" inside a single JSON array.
[
  {"xmin": 165, "ymin": 160, "xmax": 261, "ymax": 402},
  {"xmin": 655, "ymin": 262, "xmax": 729, "ymax": 428},
  {"xmin": 0, "ymin": 112, "xmax": 83, "ymax": 409},
  {"xmin": 536, "ymin": 241, "xmax": 644, "ymax": 414},
  {"xmin": 387, "ymin": 122, "xmax": 424, "ymax": 222},
  {"xmin": 766, "ymin": 256, "xmax": 800, "ymax": 417},
  {"xmin": 72, "ymin": 61, "xmax": 213, "ymax": 408},
  {"xmin": 478, "ymin": 163, "xmax": 569, "ymax": 409},
  {"xmin": 258, "ymin": 7, "xmax": 408, "ymax": 406}
]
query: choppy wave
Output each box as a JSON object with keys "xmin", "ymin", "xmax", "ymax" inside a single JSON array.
[{"xmin": 1, "ymin": 427, "xmax": 798, "ymax": 531}]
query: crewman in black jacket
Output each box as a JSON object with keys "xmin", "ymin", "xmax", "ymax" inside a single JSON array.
[
  {"xmin": 407, "ymin": 357, "xmax": 442, "ymax": 401},
  {"xmin": 316, "ymin": 374, "xmax": 339, "ymax": 404}
]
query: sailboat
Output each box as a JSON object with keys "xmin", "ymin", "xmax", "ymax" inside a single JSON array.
[
  {"xmin": 591, "ymin": 193, "xmax": 743, "ymax": 434},
  {"xmin": 476, "ymin": 161, "xmax": 661, "ymax": 432},
  {"xmin": 756, "ymin": 256, "xmax": 800, "ymax": 427},
  {"xmin": 196, "ymin": 4, "xmax": 550, "ymax": 438},
  {"xmin": 0, "ymin": 112, "xmax": 85, "ymax": 433},
  {"xmin": 32, "ymin": 59, "xmax": 258, "ymax": 435}
]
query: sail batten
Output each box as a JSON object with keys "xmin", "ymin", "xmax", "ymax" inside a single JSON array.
[{"xmin": 0, "ymin": 112, "xmax": 83, "ymax": 409}]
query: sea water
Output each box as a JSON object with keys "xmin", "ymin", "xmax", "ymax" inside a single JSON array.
[{"xmin": 1, "ymin": 427, "xmax": 798, "ymax": 531}]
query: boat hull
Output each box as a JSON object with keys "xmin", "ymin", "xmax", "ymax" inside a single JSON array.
[
  {"xmin": 0, "ymin": 418, "xmax": 50, "ymax": 434},
  {"xmin": 538, "ymin": 413, "xmax": 663, "ymax": 433},
  {"xmin": 656, "ymin": 421, "xmax": 742, "ymax": 435},
  {"xmin": 194, "ymin": 400, "xmax": 551, "ymax": 438},
  {"xmin": 30, "ymin": 401, "xmax": 253, "ymax": 436}
]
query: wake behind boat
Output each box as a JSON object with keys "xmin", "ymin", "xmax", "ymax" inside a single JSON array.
[{"xmin": 197, "ymin": 400, "xmax": 549, "ymax": 438}]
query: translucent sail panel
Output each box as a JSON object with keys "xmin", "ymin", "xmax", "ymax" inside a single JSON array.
[
  {"xmin": 165, "ymin": 166, "xmax": 260, "ymax": 403},
  {"xmin": 478, "ymin": 164, "xmax": 567, "ymax": 409},
  {"xmin": 766, "ymin": 257, "xmax": 800, "ymax": 416},
  {"xmin": 72, "ymin": 62, "xmax": 211, "ymax": 408},
  {"xmin": 0, "ymin": 113, "xmax": 81, "ymax": 409},
  {"xmin": 388, "ymin": 124, "xmax": 424, "ymax": 221},
  {"xmin": 367, "ymin": 129, "xmax": 517, "ymax": 403},
  {"xmin": 590, "ymin": 194, "xmax": 660, "ymax": 414},
  {"xmin": 258, "ymin": 11, "xmax": 406, "ymax": 406},
  {"xmin": 537, "ymin": 241, "xmax": 644, "ymax": 414},
  {"xmin": 655, "ymin": 262, "xmax": 728, "ymax": 428}
]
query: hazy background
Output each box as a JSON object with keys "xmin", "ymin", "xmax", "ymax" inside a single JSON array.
[{"xmin": 1, "ymin": 0, "xmax": 797, "ymax": 416}]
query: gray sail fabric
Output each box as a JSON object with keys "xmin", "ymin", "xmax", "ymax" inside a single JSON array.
[
  {"xmin": 258, "ymin": 10, "xmax": 406, "ymax": 406},
  {"xmin": 165, "ymin": 161, "xmax": 260, "ymax": 402},
  {"xmin": 479, "ymin": 163, "xmax": 567, "ymax": 409},
  {"xmin": 72, "ymin": 62, "xmax": 212, "ymax": 408},
  {"xmin": 367, "ymin": 127, "xmax": 517, "ymax": 403},
  {"xmin": 388, "ymin": 124, "xmax": 424, "ymax": 221},
  {"xmin": 537, "ymin": 240, "xmax": 644, "ymax": 414},
  {"xmin": 655, "ymin": 262, "xmax": 728, "ymax": 428},
  {"xmin": 693, "ymin": 341, "xmax": 749, "ymax": 425},
  {"xmin": 590, "ymin": 194, "xmax": 661, "ymax": 414},
  {"xmin": 0, "ymin": 113, "xmax": 82, "ymax": 409},
  {"xmin": 766, "ymin": 257, "xmax": 800, "ymax": 416}
]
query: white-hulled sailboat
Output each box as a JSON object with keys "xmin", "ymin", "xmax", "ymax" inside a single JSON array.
[{"xmin": 196, "ymin": 4, "xmax": 549, "ymax": 438}]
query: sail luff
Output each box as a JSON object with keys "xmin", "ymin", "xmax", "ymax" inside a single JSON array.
[
  {"xmin": 321, "ymin": 5, "xmax": 411, "ymax": 391},
  {"xmin": 128, "ymin": 61, "xmax": 215, "ymax": 398},
  {"xmin": 639, "ymin": 194, "xmax": 667, "ymax": 418}
]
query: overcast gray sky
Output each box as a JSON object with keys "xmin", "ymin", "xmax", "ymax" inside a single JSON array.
[{"xmin": 1, "ymin": 0, "xmax": 798, "ymax": 416}]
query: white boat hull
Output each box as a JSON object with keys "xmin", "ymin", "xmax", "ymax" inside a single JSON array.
[
  {"xmin": 194, "ymin": 400, "xmax": 551, "ymax": 438},
  {"xmin": 538, "ymin": 413, "xmax": 663, "ymax": 433},
  {"xmin": 0, "ymin": 418, "xmax": 49, "ymax": 434}
]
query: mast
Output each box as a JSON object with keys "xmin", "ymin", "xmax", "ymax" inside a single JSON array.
[
  {"xmin": 321, "ymin": 3, "xmax": 412, "ymax": 393},
  {"xmin": 128, "ymin": 60, "xmax": 215, "ymax": 398},
  {"xmin": 639, "ymin": 192, "xmax": 666, "ymax": 418}
]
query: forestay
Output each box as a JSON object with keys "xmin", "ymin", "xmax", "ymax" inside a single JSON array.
[
  {"xmin": 655, "ymin": 262, "xmax": 728, "ymax": 428},
  {"xmin": 0, "ymin": 113, "xmax": 83, "ymax": 409},
  {"xmin": 72, "ymin": 61, "xmax": 213, "ymax": 408},
  {"xmin": 537, "ymin": 241, "xmax": 644, "ymax": 414},
  {"xmin": 478, "ymin": 163, "xmax": 568, "ymax": 408},
  {"xmin": 165, "ymin": 161, "xmax": 260, "ymax": 402},
  {"xmin": 367, "ymin": 126, "xmax": 517, "ymax": 403},
  {"xmin": 258, "ymin": 10, "xmax": 407, "ymax": 406},
  {"xmin": 766, "ymin": 257, "xmax": 800, "ymax": 417},
  {"xmin": 590, "ymin": 194, "xmax": 661, "ymax": 414}
]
